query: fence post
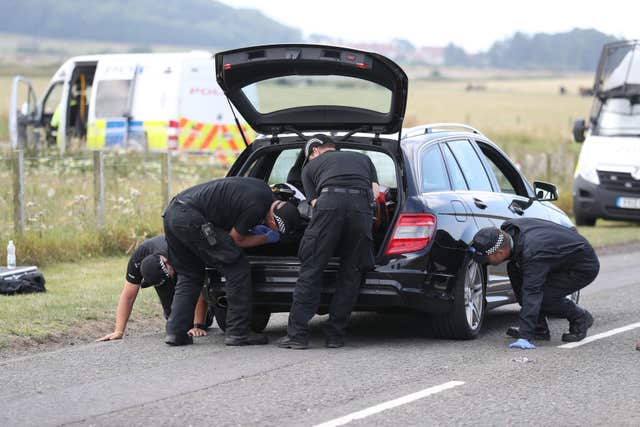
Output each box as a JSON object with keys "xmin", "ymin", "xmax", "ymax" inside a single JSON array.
[
  {"xmin": 12, "ymin": 149, "xmax": 25, "ymax": 237},
  {"xmin": 161, "ymin": 152, "xmax": 171, "ymax": 211},
  {"xmin": 93, "ymin": 150, "xmax": 105, "ymax": 230}
]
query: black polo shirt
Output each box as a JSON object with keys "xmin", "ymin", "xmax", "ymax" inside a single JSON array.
[
  {"xmin": 301, "ymin": 150, "xmax": 378, "ymax": 200},
  {"xmin": 178, "ymin": 176, "xmax": 275, "ymax": 235}
]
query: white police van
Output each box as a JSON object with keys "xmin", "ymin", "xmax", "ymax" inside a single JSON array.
[
  {"xmin": 572, "ymin": 40, "xmax": 640, "ymax": 226},
  {"xmin": 9, "ymin": 52, "xmax": 255, "ymax": 155}
]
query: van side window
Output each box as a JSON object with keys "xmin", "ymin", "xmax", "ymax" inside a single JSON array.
[
  {"xmin": 446, "ymin": 140, "xmax": 493, "ymax": 192},
  {"xmin": 94, "ymin": 80, "xmax": 131, "ymax": 118},
  {"xmin": 420, "ymin": 146, "xmax": 450, "ymax": 193},
  {"xmin": 42, "ymin": 82, "xmax": 63, "ymax": 115}
]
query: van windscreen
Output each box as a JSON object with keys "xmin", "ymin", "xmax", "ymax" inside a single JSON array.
[{"xmin": 94, "ymin": 80, "xmax": 131, "ymax": 118}]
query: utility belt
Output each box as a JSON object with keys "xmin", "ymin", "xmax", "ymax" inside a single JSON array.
[{"xmin": 321, "ymin": 187, "xmax": 369, "ymax": 196}]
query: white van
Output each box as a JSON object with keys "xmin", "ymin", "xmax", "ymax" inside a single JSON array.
[
  {"xmin": 572, "ymin": 40, "xmax": 640, "ymax": 225},
  {"xmin": 9, "ymin": 51, "xmax": 255, "ymax": 154}
]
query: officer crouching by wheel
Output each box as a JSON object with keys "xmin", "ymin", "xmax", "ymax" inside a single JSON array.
[
  {"xmin": 163, "ymin": 177, "xmax": 300, "ymax": 346},
  {"xmin": 278, "ymin": 134, "xmax": 379, "ymax": 350},
  {"xmin": 471, "ymin": 218, "xmax": 600, "ymax": 350}
]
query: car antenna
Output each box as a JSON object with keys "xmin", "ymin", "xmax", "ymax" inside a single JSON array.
[{"xmin": 225, "ymin": 97, "xmax": 249, "ymax": 148}]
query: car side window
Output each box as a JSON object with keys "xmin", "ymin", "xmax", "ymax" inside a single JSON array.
[
  {"xmin": 446, "ymin": 140, "xmax": 493, "ymax": 192},
  {"xmin": 268, "ymin": 149, "xmax": 302, "ymax": 184},
  {"xmin": 441, "ymin": 144, "xmax": 468, "ymax": 191},
  {"xmin": 420, "ymin": 146, "xmax": 450, "ymax": 193},
  {"xmin": 476, "ymin": 141, "xmax": 528, "ymax": 196}
]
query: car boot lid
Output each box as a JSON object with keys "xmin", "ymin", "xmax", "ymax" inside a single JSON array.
[{"xmin": 215, "ymin": 44, "xmax": 408, "ymax": 135}]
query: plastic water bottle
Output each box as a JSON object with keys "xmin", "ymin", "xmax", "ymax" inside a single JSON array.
[{"xmin": 7, "ymin": 240, "xmax": 16, "ymax": 269}]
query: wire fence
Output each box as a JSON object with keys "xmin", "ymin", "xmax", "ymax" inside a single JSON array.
[{"xmin": 0, "ymin": 150, "xmax": 230, "ymax": 265}]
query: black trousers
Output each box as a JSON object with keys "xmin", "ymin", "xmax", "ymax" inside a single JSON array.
[
  {"xmin": 508, "ymin": 244, "xmax": 600, "ymax": 322},
  {"xmin": 287, "ymin": 191, "xmax": 374, "ymax": 341},
  {"xmin": 153, "ymin": 281, "xmax": 175, "ymax": 320},
  {"xmin": 163, "ymin": 200, "xmax": 252, "ymax": 337}
]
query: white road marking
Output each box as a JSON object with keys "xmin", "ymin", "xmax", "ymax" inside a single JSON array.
[
  {"xmin": 313, "ymin": 381, "xmax": 465, "ymax": 427},
  {"xmin": 558, "ymin": 322, "xmax": 640, "ymax": 349}
]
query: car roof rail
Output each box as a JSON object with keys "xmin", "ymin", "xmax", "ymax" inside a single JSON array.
[{"xmin": 402, "ymin": 123, "xmax": 484, "ymax": 139}]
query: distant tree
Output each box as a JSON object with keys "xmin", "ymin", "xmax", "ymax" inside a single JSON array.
[{"xmin": 444, "ymin": 43, "xmax": 471, "ymax": 66}]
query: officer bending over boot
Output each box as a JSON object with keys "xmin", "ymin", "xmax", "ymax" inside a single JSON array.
[
  {"xmin": 471, "ymin": 218, "xmax": 600, "ymax": 349},
  {"xmin": 163, "ymin": 177, "xmax": 300, "ymax": 346},
  {"xmin": 278, "ymin": 134, "xmax": 379, "ymax": 350},
  {"xmin": 96, "ymin": 235, "xmax": 209, "ymax": 342}
]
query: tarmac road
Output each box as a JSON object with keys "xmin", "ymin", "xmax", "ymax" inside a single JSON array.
[{"xmin": 1, "ymin": 249, "xmax": 639, "ymax": 427}]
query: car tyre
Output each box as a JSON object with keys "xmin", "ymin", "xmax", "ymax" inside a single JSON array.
[
  {"xmin": 574, "ymin": 207, "xmax": 596, "ymax": 227},
  {"xmin": 431, "ymin": 257, "xmax": 486, "ymax": 340},
  {"xmin": 213, "ymin": 305, "xmax": 271, "ymax": 333}
]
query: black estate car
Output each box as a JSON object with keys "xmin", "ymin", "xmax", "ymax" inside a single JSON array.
[{"xmin": 204, "ymin": 44, "xmax": 574, "ymax": 339}]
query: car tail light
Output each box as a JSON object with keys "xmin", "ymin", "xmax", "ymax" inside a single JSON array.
[
  {"xmin": 385, "ymin": 214, "xmax": 436, "ymax": 255},
  {"xmin": 167, "ymin": 120, "xmax": 179, "ymax": 150}
]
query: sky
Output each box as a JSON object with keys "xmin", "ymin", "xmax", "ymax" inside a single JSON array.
[{"xmin": 220, "ymin": 0, "xmax": 638, "ymax": 53}]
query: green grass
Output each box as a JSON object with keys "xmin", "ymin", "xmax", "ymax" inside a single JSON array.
[
  {"xmin": 0, "ymin": 256, "xmax": 162, "ymax": 349},
  {"xmin": 577, "ymin": 220, "xmax": 640, "ymax": 248}
]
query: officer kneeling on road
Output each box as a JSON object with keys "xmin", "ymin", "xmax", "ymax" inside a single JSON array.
[
  {"xmin": 471, "ymin": 218, "xmax": 600, "ymax": 350},
  {"xmin": 96, "ymin": 235, "xmax": 209, "ymax": 342},
  {"xmin": 278, "ymin": 134, "xmax": 379, "ymax": 350},
  {"xmin": 163, "ymin": 177, "xmax": 300, "ymax": 346}
]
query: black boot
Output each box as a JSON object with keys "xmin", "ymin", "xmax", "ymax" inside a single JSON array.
[
  {"xmin": 561, "ymin": 310, "xmax": 594, "ymax": 342},
  {"xmin": 506, "ymin": 316, "xmax": 550, "ymax": 341},
  {"xmin": 276, "ymin": 335, "xmax": 309, "ymax": 350},
  {"xmin": 224, "ymin": 332, "xmax": 268, "ymax": 346},
  {"xmin": 165, "ymin": 333, "xmax": 194, "ymax": 346}
]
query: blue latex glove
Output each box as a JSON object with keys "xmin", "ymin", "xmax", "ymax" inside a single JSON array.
[
  {"xmin": 250, "ymin": 225, "xmax": 271, "ymax": 235},
  {"xmin": 265, "ymin": 230, "xmax": 280, "ymax": 244},
  {"xmin": 509, "ymin": 338, "xmax": 536, "ymax": 349}
]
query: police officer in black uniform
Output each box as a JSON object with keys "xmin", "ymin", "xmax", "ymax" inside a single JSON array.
[
  {"xmin": 163, "ymin": 177, "xmax": 300, "ymax": 346},
  {"xmin": 97, "ymin": 235, "xmax": 209, "ymax": 342},
  {"xmin": 471, "ymin": 218, "xmax": 600, "ymax": 349},
  {"xmin": 278, "ymin": 134, "xmax": 379, "ymax": 349}
]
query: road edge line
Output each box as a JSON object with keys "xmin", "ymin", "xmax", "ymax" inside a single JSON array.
[
  {"xmin": 558, "ymin": 322, "xmax": 640, "ymax": 349},
  {"xmin": 313, "ymin": 380, "xmax": 465, "ymax": 427}
]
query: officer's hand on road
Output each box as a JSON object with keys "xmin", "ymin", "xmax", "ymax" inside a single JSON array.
[
  {"xmin": 265, "ymin": 230, "xmax": 280, "ymax": 244},
  {"xmin": 250, "ymin": 225, "xmax": 272, "ymax": 235},
  {"xmin": 509, "ymin": 338, "xmax": 536, "ymax": 349},
  {"xmin": 96, "ymin": 331, "xmax": 124, "ymax": 342},
  {"xmin": 188, "ymin": 327, "xmax": 208, "ymax": 337}
]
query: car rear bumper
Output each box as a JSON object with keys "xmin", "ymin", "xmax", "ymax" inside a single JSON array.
[
  {"xmin": 205, "ymin": 257, "xmax": 456, "ymax": 315},
  {"xmin": 573, "ymin": 175, "xmax": 640, "ymax": 221}
]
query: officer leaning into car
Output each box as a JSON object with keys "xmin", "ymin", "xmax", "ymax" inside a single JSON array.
[
  {"xmin": 96, "ymin": 235, "xmax": 209, "ymax": 342},
  {"xmin": 162, "ymin": 176, "xmax": 300, "ymax": 346},
  {"xmin": 471, "ymin": 217, "xmax": 600, "ymax": 349},
  {"xmin": 278, "ymin": 134, "xmax": 379, "ymax": 350}
]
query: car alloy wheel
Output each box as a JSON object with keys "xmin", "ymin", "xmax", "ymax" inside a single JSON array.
[{"xmin": 464, "ymin": 261, "xmax": 485, "ymax": 331}]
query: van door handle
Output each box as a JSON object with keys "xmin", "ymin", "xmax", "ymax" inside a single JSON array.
[{"xmin": 473, "ymin": 198, "xmax": 487, "ymax": 209}]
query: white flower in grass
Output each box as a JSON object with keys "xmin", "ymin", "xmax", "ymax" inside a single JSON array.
[
  {"xmin": 47, "ymin": 188, "xmax": 55, "ymax": 198},
  {"xmin": 130, "ymin": 188, "xmax": 141, "ymax": 198}
]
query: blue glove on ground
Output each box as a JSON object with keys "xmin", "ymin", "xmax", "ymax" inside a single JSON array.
[
  {"xmin": 265, "ymin": 230, "xmax": 280, "ymax": 244},
  {"xmin": 250, "ymin": 225, "xmax": 271, "ymax": 235},
  {"xmin": 509, "ymin": 338, "xmax": 536, "ymax": 349}
]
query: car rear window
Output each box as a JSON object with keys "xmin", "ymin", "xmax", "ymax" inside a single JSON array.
[{"xmin": 241, "ymin": 75, "xmax": 392, "ymax": 114}]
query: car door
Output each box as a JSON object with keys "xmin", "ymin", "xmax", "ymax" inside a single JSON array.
[{"xmin": 443, "ymin": 138, "xmax": 514, "ymax": 300}]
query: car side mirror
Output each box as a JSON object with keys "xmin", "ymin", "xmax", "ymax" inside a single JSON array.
[
  {"xmin": 573, "ymin": 119, "xmax": 587, "ymax": 143},
  {"xmin": 533, "ymin": 181, "xmax": 558, "ymax": 201}
]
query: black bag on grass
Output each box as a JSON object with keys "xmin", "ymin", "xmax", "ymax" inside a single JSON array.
[{"xmin": 0, "ymin": 272, "xmax": 46, "ymax": 295}]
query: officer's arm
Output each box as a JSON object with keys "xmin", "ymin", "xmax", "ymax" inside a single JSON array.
[
  {"xmin": 518, "ymin": 260, "xmax": 550, "ymax": 340},
  {"xmin": 229, "ymin": 227, "xmax": 268, "ymax": 248},
  {"xmin": 96, "ymin": 282, "xmax": 139, "ymax": 341}
]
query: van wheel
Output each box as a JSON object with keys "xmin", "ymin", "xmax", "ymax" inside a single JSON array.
[
  {"xmin": 574, "ymin": 210, "xmax": 596, "ymax": 226},
  {"xmin": 213, "ymin": 306, "xmax": 271, "ymax": 333},
  {"xmin": 431, "ymin": 258, "xmax": 486, "ymax": 339}
]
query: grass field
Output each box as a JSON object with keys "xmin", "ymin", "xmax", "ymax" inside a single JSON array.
[{"xmin": 0, "ymin": 256, "xmax": 162, "ymax": 350}]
